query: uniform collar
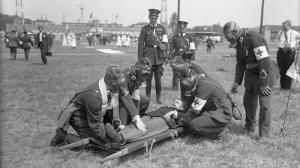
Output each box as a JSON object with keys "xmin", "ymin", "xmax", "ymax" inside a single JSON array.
[{"xmin": 149, "ymin": 23, "xmax": 158, "ymax": 27}]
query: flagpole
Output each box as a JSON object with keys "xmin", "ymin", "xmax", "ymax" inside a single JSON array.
[
  {"xmin": 177, "ymin": 0, "xmax": 180, "ymax": 22},
  {"xmin": 259, "ymin": 0, "xmax": 265, "ymax": 35}
]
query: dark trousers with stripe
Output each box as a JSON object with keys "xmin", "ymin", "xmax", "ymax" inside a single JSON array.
[{"xmin": 277, "ymin": 48, "xmax": 295, "ymax": 89}]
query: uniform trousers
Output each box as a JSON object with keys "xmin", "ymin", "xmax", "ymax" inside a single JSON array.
[
  {"xmin": 183, "ymin": 109, "xmax": 229, "ymax": 139},
  {"xmin": 277, "ymin": 48, "xmax": 295, "ymax": 89},
  {"xmin": 24, "ymin": 49, "xmax": 30, "ymax": 60},
  {"xmin": 243, "ymin": 71, "xmax": 271, "ymax": 137},
  {"xmin": 146, "ymin": 64, "xmax": 164, "ymax": 99},
  {"xmin": 9, "ymin": 47, "xmax": 17, "ymax": 60}
]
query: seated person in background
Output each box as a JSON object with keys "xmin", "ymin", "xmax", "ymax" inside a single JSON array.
[{"xmin": 50, "ymin": 66, "xmax": 147, "ymax": 147}]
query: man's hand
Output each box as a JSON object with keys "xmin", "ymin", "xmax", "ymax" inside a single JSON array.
[
  {"xmin": 133, "ymin": 115, "xmax": 147, "ymax": 134},
  {"xmin": 231, "ymin": 82, "xmax": 239, "ymax": 94},
  {"xmin": 260, "ymin": 85, "xmax": 271, "ymax": 96},
  {"xmin": 174, "ymin": 99, "xmax": 184, "ymax": 110},
  {"xmin": 164, "ymin": 110, "xmax": 178, "ymax": 121}
]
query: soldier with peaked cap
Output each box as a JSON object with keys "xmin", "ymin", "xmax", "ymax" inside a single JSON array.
[
  {"xmin": 169, "ymin": 20, "xmax": 196, "ymax": 90},
  {"xmin": 223, "ymin": 21, "xmax": 280, "ymax": 140},
  {"xmin": 138, "ymin": 8, "xmax": 169, "ymax": 104},
  {"xmin": 276, "ymin": 20, "xmax": 300, "ymax": 90},
  {"xmin": 20, "ymin": 31, "xmax": 34, "ymax": 61},
  {"xmin": 50, "ymin": 66, "xmax": 148, "ymax": 147}
]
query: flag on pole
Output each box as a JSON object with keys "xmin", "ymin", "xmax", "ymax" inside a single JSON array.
[
  {"xmin": 116, "ymin": 14, "xmax": 119, "ymax": 19},
  {"xmin": 286, "ymin": 60, "xmax": 300, "ymax": 83},
  {"xmin": 90, "ymin": 13, "xmax": 93, "ymax": 19}
]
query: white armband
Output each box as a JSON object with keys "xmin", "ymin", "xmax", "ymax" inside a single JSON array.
[
  {"xmin": 162, "ymin": 34, "xmax": 168, "ymax": 43},
  {"xmin": 253, "ymin": 46, "xmax": 269, "ymax": 60},
  {"xmin": 190, "ymin": 42, "xmax": 196, "ymax": 50},
  {"xmin": 191, "ymin": 97, "xmax": 207, "ymax": 111}
]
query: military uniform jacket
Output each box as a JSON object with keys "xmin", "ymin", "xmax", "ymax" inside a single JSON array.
[
  {"xmin": 138, "ymin": 23, "xmax": 168, "ymax": 65},
  {"xmin": 235, "ymin": 30, "xmax": 277, "ymax": 87},
  {"xmin": 182, "ymin": 76, "xmax": 232, "ymax": 123},
  {"xmin": 21, "ymin": 35, "xmax": 34, "ymax": 49},
  {"xmin": 7, "ymin": 33, "xmax": 19, "ymax": 47},
  {"xmin": 123, "ymin": 68, "xmax": 140, "ymax": 95},
  {"xmin": 169, "ymin": 33, "xmax": 195, "ymax": 60},
  {"xmin": 71, "ymin": 80, "xmax": 139, "ymax": 139}
]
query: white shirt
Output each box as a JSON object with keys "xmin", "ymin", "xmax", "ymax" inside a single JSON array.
[
  {"xmin": 39, "ymin": 32, "xmax": 43, "ymax": 42},
  {"xmin": 276, "ymin": 29, "xmax": 300, "ymax": 48}
]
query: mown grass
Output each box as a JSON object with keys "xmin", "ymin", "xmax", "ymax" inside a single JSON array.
[{"xmin": 1, "ymin": 41, "xmax": 299, "ymax": 168}]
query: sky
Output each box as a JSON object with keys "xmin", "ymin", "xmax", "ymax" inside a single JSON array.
[{"xmin": 1, "ymin": 0, "xmax": 299, "ymax": 28}]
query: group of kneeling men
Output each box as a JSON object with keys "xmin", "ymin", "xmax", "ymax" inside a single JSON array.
[{"xmin": 50, "ymin": 55, "xmax": 240, "ymax": 148}]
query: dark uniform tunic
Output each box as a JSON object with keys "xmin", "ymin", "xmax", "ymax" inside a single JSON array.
[
  {"xmin": 120, "ymin": 68, "xmax": 150, "ymax": 124},
  {"xmin": 21, "ymin": 35, "xmax": 34, "ymax": 60},
  {"xmin": 67, "ymin": 80, "xmax": 139, "ymax": 143},
  {"xmin": 180, "ymin": 75, "xmax": 232, "ymax": 138},
  {"xmin": 138, "ymin": 23, "xmax": 168, "ymax": 100},
  {"xmin": 235, "ymin": 29, "xmax": 279, "ymax": 137},
  {"xmin": 7, "ymin": 32, "xmax": 20, "ymax": 60},
  {"xmin": 169, "ymin": 33, "xmax": 195, "ymax": 89}
]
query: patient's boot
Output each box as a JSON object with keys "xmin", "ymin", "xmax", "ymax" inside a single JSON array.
[
  {"xmin": 50, "ymin": 128, "xmax": 67, "ymax": 147},
  {"xmin": 105, "ymin": 123, "xmax": 123, "ymax": 147}
]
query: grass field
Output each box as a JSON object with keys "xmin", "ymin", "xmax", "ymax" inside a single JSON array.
[{"xmin": 1, "ymin": 40, "xmax": 299, "ymax": 168}]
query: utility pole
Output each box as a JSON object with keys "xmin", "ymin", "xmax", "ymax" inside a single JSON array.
[
  {"xmin": 177, "ymin": 0, "xmax": 180, "ymax": 22},
  {"xmin": 259, "ymin": 0, "xmax": 265, "ymax": 35}
]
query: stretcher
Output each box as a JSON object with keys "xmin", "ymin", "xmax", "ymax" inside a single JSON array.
[{"xmin": 58, "ymin": 127, "xmax": 183, "ymax": 163}]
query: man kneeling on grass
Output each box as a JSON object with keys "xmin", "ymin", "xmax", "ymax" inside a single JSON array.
[
  {"xmin": 169, "ymin": 59, "xmax": 234, "ymax": 139},
  {"xmin": 50, "ymin": 65, "xmax": 148, "ymax": 147}
]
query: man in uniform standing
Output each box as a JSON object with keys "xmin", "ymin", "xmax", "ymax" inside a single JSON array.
[
  {"xmin": 138, "ymin": 9, "xmax": 169, "ymax": 104},
  {"xmin": 36, "ymin": 26, "xmax": 48, "ymax": 64},
  {"xmin": 276, "ymin": 20, "xmax": 300, "ymax": 90},
  {"xmin": 20, "ymin": 31, "xmax": 34, "ymax": 61},
  {"xmin": 169, "ymin": 20, "xmax": 196, "ymax": 90},
  {"xmin": 223, "ymin": 21, "xmax": 279, "ymax": 140}
]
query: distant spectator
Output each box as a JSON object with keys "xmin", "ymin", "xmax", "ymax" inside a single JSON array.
[
  {"xmin": 276, "ymin": 20, "xmax": 300, "ymax": 90},
  {"xmin": 35, "ymin": 26, "xmax": 48, "ymax": 64}
]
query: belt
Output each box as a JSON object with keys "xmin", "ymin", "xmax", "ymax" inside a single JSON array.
[
  {"xmin": 278, "ymin": 47, "xmax": 296, "ymax": 52},
  {"xmin": 175, "ymin": 49, "xmax": 184, "ymax": 52},
  {"xmin": 146, "ymin": 45, "xmax": 158, "ymax": 48},
  {"xmin": 246, "ymin": 63, "xmax": 259, "ymax": 69}
]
